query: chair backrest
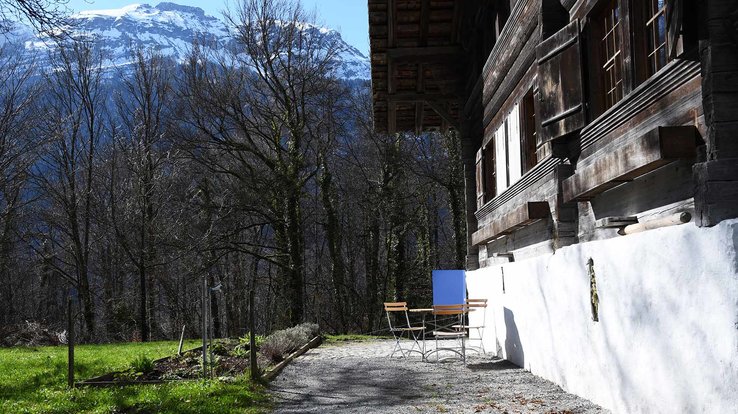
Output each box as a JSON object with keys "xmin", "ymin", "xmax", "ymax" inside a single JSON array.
[
  {"xmin": 466, "ymin": 298, "xmax": 487, "ymax": 326},
  {"xmin": 466, "ymin": 298, "xmax": 487, "ymax": 309},
  {"xmin": 384, "ymin": 302, "xmax": 408, "ymax": 312},
  {"xmin": 384, "ymin": 301, "xmax": 411, "ymax": 330},
  {"xmin": 432, "ymin": 304, "xmax": 467, "ymax": 315}
]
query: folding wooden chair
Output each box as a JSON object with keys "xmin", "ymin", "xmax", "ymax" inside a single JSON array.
[
  {"xmin": 453, "ymin": 298, "xmax": 487, "ymax": 354},
  {"xmin": 384, "ymin": 302, "xmax": 426, "ymax": 359},
  {"xmin": 427, "ymin": 304, "xmax": 467, "ymax": 364}
]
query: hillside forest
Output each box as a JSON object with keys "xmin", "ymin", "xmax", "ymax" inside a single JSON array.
[{"xmin": 0, "ymin": 0, "xmax": 466, "ymax": 342}]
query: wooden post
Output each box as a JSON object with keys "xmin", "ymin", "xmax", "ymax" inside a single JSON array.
[
  {"xmin": 201, "ymin": 277, "xmax": 207, "ymax": 378},
  {"xmin": 67, "ymin": 296, "xmax": 74, "ymax": 388},
  {"xmin": 177, "ymin": 325, "xmax": 186, "ymax": 355},
  {"xmin": 249, "ymin": 289, "xmax": 258, "ymax": 380}
]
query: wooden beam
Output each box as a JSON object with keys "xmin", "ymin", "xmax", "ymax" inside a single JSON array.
[
  {"xmin": 415, "ymin": 102, "xmax": 424, "ymax": 135},
  {"xmin": 387, "ymin": 0, "xmax": 395, "ymax": 48},
  {"xmin": 426, "ymin": 100, "xmax": 459, "ymax": 130},
  {"xmin": 386, "ymin": 46, "xmax": 464, "ymax": 62},
  {"xmin": 471, "ymin": 202, "xmax": 550, "ymax": 245},
  {"xmin": 414, "ymin": 0, "xmax": 429, "ymax": 135},
  {"xmin": 415, "ymin": 62, "xmax": 425, "ymax": 135},
  {"xmin": 562, "ymin": 126, "xmax": 697, "ymax": 202},
  {"xmin": 450, "ymin": 0, "xmax": 462, "ymax": 43},
  {"xmin": 387, "ymin": 60, "xmax": 396, "ymax": 94},
  {"xmin": 419, "ymin": 0, "xmax": 430, "ymax": 46},
  {"xmin": 388, "ymin": 102, "xmax": 397, "ymax": 135},
  {"xmin": 387, "ymin": 0, "xmax": 396, "ymax": 124},
  {"xmin": 386, "ymin": 92, "xmax": 457, "ymax": 102},
  {"xmin": 594, "ymin": 216, "xmax": 639, "ymax": 228}
]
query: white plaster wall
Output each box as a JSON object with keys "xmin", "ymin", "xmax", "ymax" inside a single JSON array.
[{"xmin": 466, "ymin": 219, "xmax": 738, "ymax": 414}]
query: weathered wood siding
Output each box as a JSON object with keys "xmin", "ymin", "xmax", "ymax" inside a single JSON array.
[{"xmin": 472, "ymin": 0, "xmax": 714, "ymax": 264}]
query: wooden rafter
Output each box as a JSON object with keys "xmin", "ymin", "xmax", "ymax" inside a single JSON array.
[
  {"xmin": 387, "ymin": 46, "xmax": 464, "ymax": 62},
  {"xmin": 387, "ymin": 0, "xmax": 396, "ymax": 134},
  {"xmin": 415, "ymin": 0, "xmax": 430, "ymax": 135},
  {"xmin": 426, "ymin": 100, "xmax": 459, "ymax": 131},
  {"xmin": 369, "ymin": 0, "xmax": 466, "ymax": 134},
  {"xmin": 450, "ymin": 0, "xmax": 462, "ymax": 43},
  {"xmin": 386, "ymin": 92, "xmax": 457, "ymax": 102}
]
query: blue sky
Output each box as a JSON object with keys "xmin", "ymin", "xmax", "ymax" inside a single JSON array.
[{"xmin": 63, "ymin": 0, "xmax": 370, "ymax": 56}]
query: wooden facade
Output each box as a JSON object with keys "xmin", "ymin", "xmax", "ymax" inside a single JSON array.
[{"xmin": 369, "ymin": 0, "xmax": 738, "ymax": 269}]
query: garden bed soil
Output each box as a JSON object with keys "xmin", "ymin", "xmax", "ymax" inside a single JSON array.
[
  {"xmin": 80, "ymin": 335, "xmax": 323, "ymax": 387},
  {"xmin": 81, "ymin": 340, "xmax": 251, "ymax": 386}
]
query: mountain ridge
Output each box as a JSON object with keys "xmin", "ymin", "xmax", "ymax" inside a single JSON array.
[{"xmin": 0, "ymin": 2, "xmax": 370, "ymax": 80}]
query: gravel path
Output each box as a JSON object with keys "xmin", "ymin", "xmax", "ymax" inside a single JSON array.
[{"xmin": 269, "ymin": 339, "xmax": 608, "ymax": 413}]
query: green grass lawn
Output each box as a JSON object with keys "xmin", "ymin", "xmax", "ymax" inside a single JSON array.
[{"xmin": 0, "ymin": 340, "xmax": 270, "ymax": 414}]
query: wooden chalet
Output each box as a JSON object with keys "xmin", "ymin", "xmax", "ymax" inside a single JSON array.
[{"xmin": 369, "ymin": 0, "xmax": 738, "ymax": 269}]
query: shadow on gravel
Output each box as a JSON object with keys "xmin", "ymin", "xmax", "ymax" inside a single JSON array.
[
  {"xmin": 270, "ymin": 362, "xmax": 429, "ymax": 412},
  {"xmin": 467, "ymin": 359, "xmax": 519, "ymax": 371}
]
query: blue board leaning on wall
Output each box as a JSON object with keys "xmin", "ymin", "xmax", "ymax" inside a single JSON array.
[{"xmin": 432, "ymin": 270, "xmax": 466, "ymax": 305}]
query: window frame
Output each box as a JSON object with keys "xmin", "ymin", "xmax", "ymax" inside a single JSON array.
[
  {"xmin": 587, "ymin": 0, "xmax": 635, "ymax": 118},
  {"xmin": 483, "ymin": 99, "xmax": 537, "ymax": 202},
  {"xmin": 586, "ymin": 0, "xmax": 679, "ymax": 119},
  {"xmin": 632, "ymin": 0, "xmax": 673, "ymax": 83}
]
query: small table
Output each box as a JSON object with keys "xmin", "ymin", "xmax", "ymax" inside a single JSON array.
[
  {"xmin": 410, "ymin": 306, "xmax": 472, "ymax": 363},
  {"xmin": 408, "ymin": 309, "xmax": 433, "ymax": 361}
]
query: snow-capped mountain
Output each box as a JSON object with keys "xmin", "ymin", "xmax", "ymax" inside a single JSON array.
[{"xmin": 0, "ymin": 2, "xmax": 370, "ymax": 80}]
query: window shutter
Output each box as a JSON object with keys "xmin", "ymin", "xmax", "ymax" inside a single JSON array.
[
  {"xmin": 507, "ymin": 104, "xmax": 522, "ymax": 185},
  {"xmin": 535, "ymin": 19, "xmax": 586, "ymax": 144},
  {"xmin": 475, "ymin": 148, "xmax": 485, "ymax": 209},
  {"xmin": 494, "ymin": 124, "xmax": 508, "ymax": 196},
  {"xmin": 666, "ymin": 0, "xmax": 698, "ymax": 60}
]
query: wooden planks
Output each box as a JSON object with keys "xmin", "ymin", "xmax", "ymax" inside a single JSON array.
[
  {"xmin": 471, "ymin": 201, "xmax": 550, "ymax": 245},
  {"xmin": 369, "ymin": 0, "xmax": 464, "ymax": 134},
  {"xmin": 562, "ymin": 126, "xmax": 697, "ymax": 202},
  {"xmin": 534, "ymin": 19, "xmax": 586, "ymax": 144}
]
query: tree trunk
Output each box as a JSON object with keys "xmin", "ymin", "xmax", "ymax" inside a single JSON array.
[
  {"xmin": 318, "ymin": 156, "xmax": 347, "ymax": 331},
  {"xmin": 365, "ymin": 216, "xmax": 380, "ymax": 332},
  {"xmin": 285, "ymin": 190, "xmax": 304, "ymax": 327}
]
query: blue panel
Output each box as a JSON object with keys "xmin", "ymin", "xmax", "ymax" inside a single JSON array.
[{"xmin": 432, "ymin": 270, "xmax": 466, "ymax": 305}]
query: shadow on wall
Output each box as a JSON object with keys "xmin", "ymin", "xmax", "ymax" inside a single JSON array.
[{"xmin": 504, "ymin": 307, "xmax": 524, "ymax": 368}]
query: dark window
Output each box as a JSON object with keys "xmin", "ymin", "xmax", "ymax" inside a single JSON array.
[
  {"xmin": 645, "ymin": 0, "xmax": 670, "ymax": 75},
  {"xmin": 588, "ymin": 0, "xmax": 685, "ymax": 117},
  {"xmin": 599, "ymin": 0, "xmax": 624, "ymax": 110},
  {"xmin": 522, "ymin": 90, "xmax": 537, "ymax": 173},
  {"xmin": 483, "ymin": 145, "xmax": 496, "ymax": 202}
]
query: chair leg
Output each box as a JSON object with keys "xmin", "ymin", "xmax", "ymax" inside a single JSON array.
[
  {"xmin": 461, "ymin": 334, "xmax": 466, "ymax": 365},
  {"xmin": 478, "ymin": 328, "xmax": 485, "ymax": 354},
  {"xmin": 390, "ymin": 331, "xmax": 406, "ymax": 358}
]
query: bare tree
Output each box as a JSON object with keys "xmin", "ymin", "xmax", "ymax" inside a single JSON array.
[
  {"xmin": 178, "ymin": 0, "xmax": 344, "ymax": 328},
  {"xmin": 0, "ymin": 0, "xmax": 71, "ymax": 36},
  {"xmin": 33, "ymin": 38, "xmax": 105, "ymax": 337},
  {"xmin": 110, "ymin": 49, "xmax": 176, "ymax": 341},
  {"xmin": 0, "ymin": 45, "xmax": 41, "ymax": 325}
]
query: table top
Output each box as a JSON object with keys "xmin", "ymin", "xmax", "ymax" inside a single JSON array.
[{"xmin": 409, "ymin": 307, "xmax": 475, "ymax": 313}]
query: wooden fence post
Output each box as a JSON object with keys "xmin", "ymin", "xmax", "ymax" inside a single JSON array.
[
  {"xmin": 202, "ymin": 277, "xmax": 208, "ymax": 378},
  {"xmin": 177, "ymin": 325, "xmax": 186, "ymax": 355},
  {"xmin": 67, "ymin": 296, "xmax": 74, "ymax": 388},
  {"xmin": 249, "ymin": 289, "xmax": 258, "ymax": 380}
]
